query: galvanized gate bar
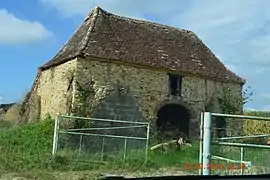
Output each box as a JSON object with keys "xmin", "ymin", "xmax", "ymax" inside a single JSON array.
[
  {"xmin": 53, "ymin": 115, "xmax": 150, "ymax": 164},
  {"xmin": 201, "ymin": 112, "xmax": 270, "ymax": 176},
  {"xmin": 66, "ymin": 125, "xmax": 147, "ymax": 132},
  {"xmin": 212, "ymin": 155, "xmax": 251, "ymax": 165},
  {"xmin": 212, "ymin": 141, "xmax": 270, "ymax": 149},
  {"xmin": 60, "ymin": 131, "xmax": 148, "ymax": 141},
  {"xmin": 59, "ymin": 115, "xmax": 149, "ymax": 125},
  {"xmin": 211, "ymin": 113, "xmax": 270, "ymax": 121},
  {"xmin": 214, "ymin": 134, "xmax": 270, "ymax": 141}
]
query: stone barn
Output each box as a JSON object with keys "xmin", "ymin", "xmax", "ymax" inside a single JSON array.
[{"xmin": 22, "ymin": 6, "xmax": 245, "ymax": 140}]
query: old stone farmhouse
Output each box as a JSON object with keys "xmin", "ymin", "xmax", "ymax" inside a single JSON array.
[{"xmin": 22, "ymin": 6, "xmax": 245, "ymax": 139}]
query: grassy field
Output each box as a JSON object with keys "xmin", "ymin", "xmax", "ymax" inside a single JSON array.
[
  {"xmin": 0, "ymin": 111, "xmax": 269, "ymax": 179},
  {"xmin": 0, "ymin": 118, "xmax": 200, "ymax": 179}
]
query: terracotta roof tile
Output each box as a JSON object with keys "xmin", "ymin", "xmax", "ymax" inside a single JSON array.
[{"xmin": 40, "ymin": 6, "xmax": 245, "ymax": 84}]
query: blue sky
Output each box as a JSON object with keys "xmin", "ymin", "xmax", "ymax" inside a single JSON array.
[{"xmin": 0, "ymin": 0, "xmax": 269, "ymax": 111}]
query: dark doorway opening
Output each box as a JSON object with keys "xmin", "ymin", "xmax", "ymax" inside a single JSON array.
[
  {"xmin": 168, "ymin": 74, "xmax": 182, "ymax": 96},
  {"xmin": 156, "ymin": 104, "xmax": 190, "ymax": 141}
]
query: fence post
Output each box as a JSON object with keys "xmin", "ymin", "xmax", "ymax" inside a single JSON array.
[
  {"xmin": 145, "ymin": 123, "xmax": 150, "ymax": 164},
  {"xmin": 101, "ymin": 137, "xmax": 105, "ymax": 161},
  {"xmin": 199, "ymin": 112, "xmax": 204, "ymax": 175},
  {"xmin": 52, "ymin": 115, "xmax": 60, "ymax": 155},
  {"xmin": 202, "ymin": 112, "xmax": 211, "ymax": 175},
  {"xmin": 240, "ymin": 147, "xmax": 244, "ymax": 175},
  {"xmin": 123, "ymin": 138, "xmax": 127, "ymax": 162},
  {"xmin": 79, "ymin": 134, "xmax": 83, "ymax": 155}
]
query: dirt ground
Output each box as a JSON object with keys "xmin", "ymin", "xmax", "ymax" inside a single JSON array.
[{"xmin": 0, "ymin": 167, "xmax": 195, "ymax": 180}]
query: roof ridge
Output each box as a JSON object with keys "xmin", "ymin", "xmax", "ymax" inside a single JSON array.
[
  {"xmin": 76, "ymin": 6, "xmax": 100, "ymax": 56},
  {"xmin": 98, "ymin": 6, "xmax": 196, "ymax": 35},
  {"xmin": 95, "ymin": 6, "xmax": 204, "ymax": 48},
  {"xmin": 39, "ymin": 6, "xmax": 245, "ymax": 84}
]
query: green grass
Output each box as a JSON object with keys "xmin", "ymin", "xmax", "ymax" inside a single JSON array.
[
  {"xmin": 0, "ymin": 119, "xmax": 200, "ymax": 173},
  {"xmin": 0, "ymin": 118, "xmax": 54, "ymax": 171},
  {"xmin": 148, "ymin": 143, "xmax": 199, "ymax": 166},
  {"xmin": 52, "ymin": 141, "xmax": 200, "ymax": 172},
  {"xmin": 0, "ymin": 115, "xmax": 269, "ymax": 179},
  {"xmin": 0, "ymin": 120, "xmax": 12, "ymax": 130},
  {"xmin": 210, "ymin": 144, "xmax": 270, "ymax": 168}
]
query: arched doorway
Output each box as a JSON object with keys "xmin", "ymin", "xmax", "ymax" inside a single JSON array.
[{"xmin": 155, "ymin": 100, "xmax": 195, "ymax": 142}]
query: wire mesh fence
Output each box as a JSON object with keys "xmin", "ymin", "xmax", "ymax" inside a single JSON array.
[
  {"xmin": 52, "ymin": 115, "xmax": 150, "ymax": 164},
  {"xmin": 200, "ymin": 112, "xmax": 270, "ymax": 175}
]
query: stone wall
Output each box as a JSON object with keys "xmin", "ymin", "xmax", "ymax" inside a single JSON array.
[
  {"xmin": 37, "ymin": 59, "xmax": 77, "ymax": 119},
  {"xmin": 75, "ymin": 57, "xmax": 242, "ymax": 117},
  {"xmin": 75, "ymin": 57, "xmax": 168, "ymax": 121},
  {"xmin": 36, "ymin": 56, "xmax": 243, "ymax": 138},
  {"xmin": 73, "ymin": 57, "xmax": 242, "ymax": 138}
]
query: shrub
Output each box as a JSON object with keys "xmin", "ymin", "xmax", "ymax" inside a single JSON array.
[{"xmin": 2, "ymin": 104, "xmax": 22, "ymax": 124}]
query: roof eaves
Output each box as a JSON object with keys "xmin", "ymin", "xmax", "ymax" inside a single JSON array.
[
  {"xmin": 198, "ymin": 39, "xmax": 245, "ymax": 84},
  {"xmin": 39, "ymin": 6, "xmax": 100, "ymax": 71},
  {"xmin": 39, "ymin": 54, "xmax": 84, "ymax": 71}
]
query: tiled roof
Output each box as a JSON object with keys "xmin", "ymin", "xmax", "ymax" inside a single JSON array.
[{"xmin": 40, "ymin": 6, "xmax": 245, "ymax": 84}]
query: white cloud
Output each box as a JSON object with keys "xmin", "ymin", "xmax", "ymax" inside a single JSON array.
[
  {"xmin": 255, "ymin": 67, "xmax": 270, "ymax": 74},
  {"xmin": 41, "ymin": 0, "xmax": 270, "ymax": 66},
  {"xmin": 0, "ymin": 96, "xmax": 2, "ymax": 104},
  {"xmin": 0, "ymin": 9, "xmax": 53, "ymax": 45},
  {"xmin": 167, "ymin": 0, "xmax": 270, "ymax": 68},
  {"xmin": 40, "ymin": 0, "xmax": 180, "ymax": 19},
  {"xmin": 41, "ymin": 0, "xmax": 270, "ymax": 109}
]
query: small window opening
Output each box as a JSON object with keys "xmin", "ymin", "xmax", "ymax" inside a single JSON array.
[{"xmin": 169, "ymin": 74, "xmax": 182, "ymax": 96}]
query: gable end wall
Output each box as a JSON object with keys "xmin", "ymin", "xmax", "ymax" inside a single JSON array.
[{"xmin": 37, "ymin": 58, "xmax": 77, "ymax": 119}]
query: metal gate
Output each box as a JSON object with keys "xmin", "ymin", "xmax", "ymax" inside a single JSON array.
[
  {"xmin": 199, "ymin": 112, "xmax": 270, "ymax": 175},
  {"xmin": 52, "ymin": 115, "xmax": 150, "ymax": 164}
]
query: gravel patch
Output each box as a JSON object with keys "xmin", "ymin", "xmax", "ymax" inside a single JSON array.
[{"xmin": 1, "ymin": 166, "xmax": 268, "ymax": 180}]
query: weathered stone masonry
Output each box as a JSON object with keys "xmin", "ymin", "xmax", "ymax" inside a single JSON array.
[
  {"xmin": 37, "ymin": 59, "xmax": 77, "ymax": 119},
  {"xmin": 35, "ymin": 56, "xmax": 242, "ymax": 138},
  {"xmin": 76, "ymin": 57, "xmax": 242, "ymax": 117}
]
